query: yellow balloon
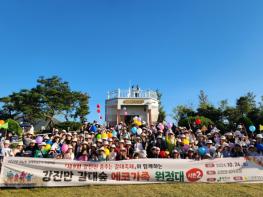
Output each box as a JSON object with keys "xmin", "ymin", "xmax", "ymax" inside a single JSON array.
[
  {"xmin": 134, "ymin": 120, "xmax": 142, "ymax": 126},
  {"xmin": 101, "ymin": 133, "xmax": 108, "ymax": 139},
  {"xmin": 183, "ymin": 139, "xmax": 189, "ymax": 145},
  {"xmin": 45, "ymin": 144, "xmax": 51, "ymax": 151}
]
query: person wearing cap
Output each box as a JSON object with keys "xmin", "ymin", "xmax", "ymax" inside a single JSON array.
[
  {"xmin": 203, "ymin": 153, "xmax": 212, "ymax": 159},
  {"xmin": 214, "ymin": 144, "xmax": 223, "ymax": 158},
  {"xmin": 116, "ymin": 147, "xmax": 129, "ymax": 160},
  {"xmin": 13, "ymin": 141, "xmax": 24, "ymax": 157},
  {"xmin": 156, "ymin": 135, "xmax": 166, "ymax": 151},
  {"xmin": 171, "ymin": 149, "xmax": 180, "ymax": 159},
  {"xmin": 0, "ymin": 140, "xmax": 14, "ymax": 157},
  {"xmin": 165, "ymin": 131, "xmax": 176, "ymax": 154},
  {"xmin": 78, "ymin": 149, "xmax": 88, "ymax": 161},
  {"xmin": 51, "ymin": 135, "xmax": 61, "ymax": 154},
  {"xmin": 98, "ymin": 147, "xmax": 106, "ymax": 161},
  {"xmin": 206, "ymin": 140, "xmax": 216, "ymax": 157},
  {"xmin": 108, "ymin": 144, "xmax": 117, "ymax": 161},
  {"xmin": 115, "ymin": 139, "xmax": 125, "ymax": 155},
  {"xmin": 34, "ymin": 142, "xmax": 47, "ymax": 158},
  {"xmin": 47, "ymin": 146, "xmax": 58, "ymax": 158},
  {"xmin": 65, "ymin": 133, "xmax": 73, "ymax": 144},
  {"xmin": 185, "ymin": 148, "xmax": 195, "ymax": 159},
  {"xmin": 222, "ymin": 143, "xmax": 231, "ymax": 158},
  {"xmin": 230, "ymin": 143, "xmax": 244, "ymax": 157},
  {"xmin": 134, "ymin": 136, "xmax": 144, "ymax": 151},
  {"xmin": 23, "ymin": 130, "xmax": 34, "ymax": 147},
  {"xmin": 125, "ymin": 140, "xmax": 134, "ymax": 159},
  {"xmin": 247, "ymin": 145, "xmax": 259, "ymax": 156},
  {"xmin": 23, "ymin": 139, "xmax": 36, "ymax": 157},
  {"xmin": 63, "ymin": 145, "xmax": 75, "ymax": 160},
  {"xmin": 256, "ymin": 134, "xmax": 263, "ymax": 144},
  {"xmin": 96, "ymin": 139, "xmax": 103, "ymax": 148}
]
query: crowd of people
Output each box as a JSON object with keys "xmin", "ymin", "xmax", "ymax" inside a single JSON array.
[{"xmin": 0, "ymin": 121, "xmax": 263, "ymax": 162}]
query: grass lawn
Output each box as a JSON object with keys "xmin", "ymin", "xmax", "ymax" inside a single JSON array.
[{"xmin": 0, "ymin": 183, "xmax": 263, "ymax": 197}]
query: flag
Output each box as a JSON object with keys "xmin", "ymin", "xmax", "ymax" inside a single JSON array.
[{"xmin": 0, "ymin": 122, "xmax": 8, "ymax": 129}]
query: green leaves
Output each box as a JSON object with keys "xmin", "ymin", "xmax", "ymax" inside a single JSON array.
[{"xmin": 0, "ymin": 76, "xmax": 89, "ymax": 127}]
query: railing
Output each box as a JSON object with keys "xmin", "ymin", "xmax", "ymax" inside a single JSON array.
[{"xmin": 107, "ymin": 89, "xmax": 158, "ymax": 100}]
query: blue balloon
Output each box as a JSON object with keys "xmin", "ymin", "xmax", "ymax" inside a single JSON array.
[
  {"xmin": 249, "ymin": 125, "xmax": 256, "ymax": 133},
  {"xmin": 198, "ymin": 147, "xmax": 206, "ymax": 156},
  {"xmin": 90, "ymin": 125, "xmax": 97, "ymax": 132},
  {"xmin": 112, "ymin": 130, "xmax": 117, "ymax": 137},
  {"xmin": 131, "ymin": 127, "xmax": 137, "ymax": 134},
  {"xmin": 256, "ymin": 144, "xmax": 263, "ymax": 151},
  {"xmin": 46, "ymin": 140, "xmax": 53, "ymax": 145}
]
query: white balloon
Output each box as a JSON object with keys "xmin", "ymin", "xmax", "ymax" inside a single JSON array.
[{"xmin": 137, "ymin": 128, "xmax": 142, "ymax": 135}]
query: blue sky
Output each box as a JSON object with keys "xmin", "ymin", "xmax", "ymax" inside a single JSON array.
[{"xmin": 0, "ymin": 0, "xmax": 263, "ymax": 122}]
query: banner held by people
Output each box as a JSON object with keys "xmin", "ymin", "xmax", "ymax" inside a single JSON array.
[{"xmin": 0, "ymin": 156, "xmax": 262, "ymax": 187}]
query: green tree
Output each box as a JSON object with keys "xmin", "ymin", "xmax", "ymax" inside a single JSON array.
[
  {"xmin": 172, "ymin": 105, "xmax": 195, "ymax": 122},
  {"xmin": 236, "ymin": 92, "xmax": 256, "ymax": 115},
  {"xmin": 156, "ymin": 90, "xmax": 166, "ymax": 122},
  {"xmin": 198, "ymin": 90, "xmax": 210, "ymax": 109},
  {"xmin": 0, "ymin": 76, "xmax": 90, "ymax": 127}
]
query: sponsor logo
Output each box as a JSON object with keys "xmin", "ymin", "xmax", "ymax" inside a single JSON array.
[
  {"xmin": 233, "ymin": 176, "xmax": 243, "ymax": 181},
  {"xmin": 207, "ymin": 178, "xmax": 216, "ymax": 182},
  {"xmin": 250, "ymin": 176, "xmax": 263, "ymax": 181},
  {"xmin": 186, "ymin": 168, "xmax": 203, "ymax": 182},
  {"xmin": 217, "ymin": 176, "xmax": 231, "ymax": 182},
  {"xmin": 205, "ymin": 163, "xmax": 215, "ymax": 168},
  {"xmin": 206, "ymin": 171, "xmax": 216, "ymax": 175}
]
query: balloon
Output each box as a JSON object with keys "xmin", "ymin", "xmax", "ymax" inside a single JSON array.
[
  {"xmin": 102, "ymin": 133, "xmax": 108, "ymax": 139},
  {"xmin": 167, "ymin": 122, "xmax": 173, "ymax": 129},
  {"xmin": 133, "ymin": 116, "xmax": 138, "ymax": 121},
  {"xmin": 36, "ymin": 136, "xmax": 43, "ymax": 144},
  {"xmin": 112, "ymin": 130, "xmax": 117, "ymax": 137},
  {"xmin": 90, "ymin": 125, "xmax": 97, "ymax": 132},
  {"xmin": 97, "ymin": 109, "xmax": 101, "ymax": 113},
  {"xmin": 249, "ymin": 125, "xmax": 256, "ymax": 133},
  {"xmin": 108, "ymin": 133, "xmax": 112, "ymax": 138},
  {"xmin": 198, "ymin": 147, "xmax": 206, "ymax": 156},
  {"xmin": 183, "ymin": 139, "xmax": 189, "ymax": 145},
  {"xmin": 0, "ymin": 120, "xmax": 5, "ymax": 125},
  {"xmin": 45, "ymin": 144, "xmax": 51, "ymax": 151},
  {"xmin": 46, "ymin": 140, "xmax": 52, "ymax": 145},
  {"xmin": 137, "ymin": 128, "xmax": 142, "ymax": 135},
  {"xmin": 96, "ymin": 134, "xmax": 102, "ymax": 139},
  {"xmin": 183, "ymin": 144, "xmax": 189, "ymax": 152},
  {"xmin": 124, "ymin": 111, "xmax": 128, "ymax": 116},
  {"xmin": 158, "ymin": 123, "xmax": 164, "ymax": 131},
  {"xmin": 195, "ymin": 119, "xmax": 201, "ymax": 125},
  {"xmin": 123, "ymin": 107, "xmax": 127, "ymax": 111},
  {"xmin": 131, "ymin": 127, "xmax": 137, "ymax": 134},
  {"xmin": 99, "ymin": 116, "xmax": 103, "ymax": 120},
  {"xmin": 159, "ymin": 151, "xmax": 166, "ymax": 158},
  {"xmin": 256, "ymin": 144, "xmax": 263, "ymax": 151},
  {"xmin": 137, "ymin": 117, "xmax": 142, "ymax": 122},
  {"xmin": 134, "ymin": 120, "xmax": 142, "ymax": 126},
  {"xmin": 97, "ymin": 104, "xmax": 101, "ymax": 108},
  {"xmin": 61, "ymin": 144, "xmax": 69, "ymax": 153}
]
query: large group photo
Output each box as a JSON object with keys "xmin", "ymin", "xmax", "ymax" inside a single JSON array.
[{"xmin": 1, "ymin": 0, "xmax": 263, "ymax": 197}]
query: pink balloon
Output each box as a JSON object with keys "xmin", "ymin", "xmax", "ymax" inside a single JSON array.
[
  {"xmin": 167, "ymin": 122, "xmax": 173, "ymax": 129},
  {"xmin": 36, "ymin": 136, "xmax": 43, "ymax": 144},
  {"xmin": 158, "ymin": 123, "xmax": 164, "ymax": 131},
  {"xmin": 124, "ymin": 111, "xmax": 128, "ymax": 116},
  {"xmin": 61, "ymin": 144, "xmax": 69, "ymax": 153}
]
